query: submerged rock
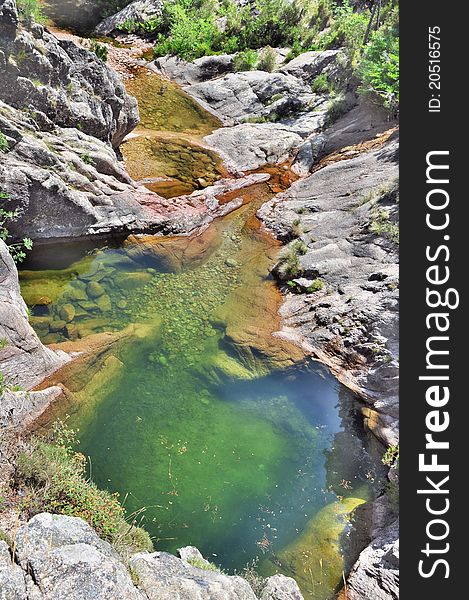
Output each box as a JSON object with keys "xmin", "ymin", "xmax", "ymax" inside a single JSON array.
[
  {"xmin": 59, "ymin": 303, "xmax": 76, "ymax": 323},
  {"xmin": 86, "ymin": 281, "xmax": 105, "ymax": 299}
]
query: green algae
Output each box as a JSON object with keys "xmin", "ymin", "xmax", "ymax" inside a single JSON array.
[
  {"xmin": 261, "ymin": 491, "xmax": 369, "ymax": 600},
  {"xmin": 122, "ymin": 68, "xmax": 226, "ymax": 198},
  {"xmin": 122, "ymin": 134, "xmax": 225, "ymax": 199},
  {"xmin": 125, "ymin": 69, "xmax": 221, "ymax": 135}
]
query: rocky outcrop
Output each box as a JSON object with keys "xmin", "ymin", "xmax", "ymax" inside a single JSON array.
[
  {"xmin": 151, "ymin": 53, "xmax": 235, "ymax": 86},
  {"xmin": 345, "ymin": 496, "xmax": 399, "ymax": 600},
  {"xmin": 95, "ymin": 0, "xmax": 164, "ymax": 37},
  {"xmin": 151, "ymin": 52, "xmax": 349, "ymax": 173},
  {"xmin": 0, "ymin": 100, "xmax": 164, "ymax": 241},
  {"xmin": 260, "ymin": 574, "xmax": 304, "ymax": 600},
  {"xmin": 280, "ymin": 49, "xmax": 344, "ymax": 84},
  {"xmin": 0, "ymin": 513, "xmax": 302, "ymax": 600},
  {"xmin": 258, "ymin": 136, "xmax": 399, "ymax": 446},
  {"xmin": 0, "ymin": 1, "xmax": 138, "ymax": 148},
  {"xmin": 184, "ymin": 70, "xmax": 314, "ymax": 125},
  {"xmin": 129, "ymin": 552, "xmax": 257, "ymax": 600},
  {"xmin": 188, "ymin": 68, "xmax": 329, "ymax": 172},
  {"xmin": 0, "ymin": 239, "xmax": 67, "ymax": 428},
  {"xmin": 0, "ymin": 239, "xmax": 67, "ymax": 385},
  {"xmin": 0, "ymin": 3, "xmax": 253, "ymax": 241}
]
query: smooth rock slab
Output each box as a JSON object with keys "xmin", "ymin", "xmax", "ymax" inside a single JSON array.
[
  {"xmin": 129, "ymin": 551, "xmax": 258, "ymax": 600},
  {"xmin": 205, "ymin": 123, "xmax": 303, "ymax": 172}
]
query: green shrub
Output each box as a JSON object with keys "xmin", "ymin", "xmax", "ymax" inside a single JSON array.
[
  {"xmin": 16, "ymin": 0, "xmax": 45, "ymax": 24},
  {"xmin": 316, "ymin": 0, "xmax": 369, "ymax": 66},
  {"xmin": 89, "ymin": 41, "xmax": 108, "ymax": 63},
  {"xmin": 307, "ymin": 278, "xmax": 324, "ymax": 293},
  {"xmin": 291, "ymin": 218, "xmax": 304, "ymax": 239},
  {"xmin": 233, "ymin": 49, "xmax": 258, "ymax": 71},
  {"xmin": 16, "ymin": 422, "xmax": 153, "ymax": 555},
  {"xmin": 0, "ymin": 372, "xmax": 23, "ymax": 395},
  {"xmin": 324, "ymin": 93, "xmax": 349, "ymax": 126},
  {"xmin": 311, "ymin": 73, "xmax": 330, "ymax": 94},
  {"xmin": 382, "ymin": 444, "xmax": 399, "ymax": 468},
  {"xmin": 276, "ymin": 240, "xmax": 306, "ymax": 279},
  {"xmin": 291, "ymin": 238, "xmax": 307, "ymax": 255},
  {"xmin": 0, "ymin": 133, "xmax": 9, "ymax": 153},
  {"xmin": 81, "ymin": 153, "xmax": 94, "ymax": 165},
  {"xmin": 369, "ymin": 208, "xmax": 399, "ymax": 244},
  {"xmin": 257, "ymin": 46, "xmax": 277, "ymax": 72},
  {"xmin": 358, "ymin": 26, "xmax": 399, "ymax": 113},
  {"xmin": 154, "ymin": 1, "xmax": 221, "ymax": 61}
]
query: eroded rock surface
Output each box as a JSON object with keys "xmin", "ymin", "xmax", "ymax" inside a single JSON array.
[
  {"xmin": 347, "ymin": 497, "xmax": 399, "ymax": 600},
  {"xmin": 258, "ymin": 137, "xmax": 399, "ymax": 445},
  {"xmin": 1, "ymin": 513, "xmax": 302, "ymax": 600}
]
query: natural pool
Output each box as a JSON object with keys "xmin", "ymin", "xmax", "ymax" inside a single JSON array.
[
  {"xmin": 19, "ymin": 67, "xmax": 385, "ymax": 600},
  {"xmin": 20, "ymin": 199, "xmax": 384, "ymax": 600}
]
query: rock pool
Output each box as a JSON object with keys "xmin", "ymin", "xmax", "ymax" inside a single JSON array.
[{"xmin": 19, "ymin": 68, "xmax": 385, "ymax": 600}]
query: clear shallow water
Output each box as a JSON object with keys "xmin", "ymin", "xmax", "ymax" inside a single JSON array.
[{"xmin": 19, "ymin": 69, "xmax": 385, "ymax": 600}]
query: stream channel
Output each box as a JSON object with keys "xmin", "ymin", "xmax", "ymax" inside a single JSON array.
[{"xmin": 19, "ymin": 66, "xmax": 385, "ymax": 600}]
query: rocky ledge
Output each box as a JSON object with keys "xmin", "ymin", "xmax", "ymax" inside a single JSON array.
[
  {"xmin": 0, "ymin": 512, "xmax": 304, "ymax": 600},
  {"xmin": 0, "ymin": 239, "xmax": 68, "ymax": 429},
  {"xmin": 258, "ymin": 134, "xmax": 399, "ymax": 446}
]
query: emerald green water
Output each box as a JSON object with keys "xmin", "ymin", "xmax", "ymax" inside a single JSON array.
[
  {"xmin": 20, "ymin": 204, "xmax": 384, "ymax": 599},
  {"xmin": 19, "ymin": 68, "xmax": 385, "ymax": 599}
]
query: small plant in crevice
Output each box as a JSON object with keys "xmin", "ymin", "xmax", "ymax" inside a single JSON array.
[
  {"xmin": 16, "ymin": 0, "xmax": 46, "ymax": 24},
  {"xmin": 287, "ymin": 278, "xmax": 324, "ymax": 294},
  {"xmin": 290, "ymin": 217, "xmax": 304, "ymax": 238},
  {"xmin": 0, "ymin": 133, "xmax": 9, "ymax": 153},
  {"xmin": 324, "ymin": 93, "xmax": 349, "ymax": 127},
  {"xmin": 311, "ymin": 73, "xmax": 331, "ymax": 94},
  {"xmin": 81, "ymin": 153, "xmax": 94, "ymax": 166},
  {"xmin": 382, "ymin": 444, "xmax": 399, "ymax": 468},
  {"xmin": 369, "ymin": 207, "xmax": 399, "ymax": 244},
  {"xmin": 257, "ymin": 46, "xmax": 277, "ymax": 73},
  {"xmin": 187, "ymin": 557, "xmax": 220, "ymax": 572},
  {"xmin": 0, "ymin": 194, "xmax": 33, "ymax": 263},
  {"xmin": 239, "ymin": 558, "xmax": 267, "ymax": 597},
  {"xmin": 89, "ymin": 41, "xmax": 109, "ymax": 63},
  {"xmin": 0, "ymin": 371, "xmax": 23, "ymax": 396},
  {"xmin": 276, "ymin": 239, "xmax": 308, "ymax": 280},
  {"xmin": 233, "ymin": 49, "xmax": 259, "ymax": 72}
]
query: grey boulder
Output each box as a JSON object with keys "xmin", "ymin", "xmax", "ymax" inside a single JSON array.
[
  {"xmin": 95, "ymin": 0, "xmax": 164, "ymax": 37},
  {"xmin": 15, "ymin": 514, "xmax": 145, "ymax": 600},
  {"xmin": 261, "ymin": 574, "xmax": 304, "ymax": 600},
  {"xmin": 129, "ymin": 551, "xmax": 258, "ymax": 600}
]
